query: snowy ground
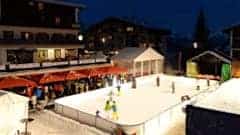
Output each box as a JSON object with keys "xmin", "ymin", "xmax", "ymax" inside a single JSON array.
[
  {"xmin": 28, "ymin": 110, "xmax": 185, "ymax": 135},
  {"xmin": 28, "ymin": 110, "xmax": 110, "ymax": 135}
]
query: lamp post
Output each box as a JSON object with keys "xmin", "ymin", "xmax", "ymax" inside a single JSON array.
[
  {"xmin": 101, "ymin": 37, "xmax": 106, "ymax": 51},
  {"xmin": 78, "ymin": 34, "xmax": 83, "ymax": 41},
  {"xmin": 178, "ymin": 51, "xmax": 182, "ymax": 74},
  {"xmin": 193, "ymin": 42, "xmax": 198, "ymax": 49}
]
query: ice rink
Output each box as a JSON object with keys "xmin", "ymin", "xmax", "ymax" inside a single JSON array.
[{"xmin": 55, "ymin": 74, "xmax": 219, "ymax": 135}]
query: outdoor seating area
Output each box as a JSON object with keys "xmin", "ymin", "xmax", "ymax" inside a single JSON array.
[{"xmin": 0, "ymin": 66, "xmax": 128, "ymax": 111}]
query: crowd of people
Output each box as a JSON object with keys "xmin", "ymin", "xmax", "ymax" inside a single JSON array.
[{"xmin": 24, "ymin": 74, "xmax": 128, "ymax": 110}]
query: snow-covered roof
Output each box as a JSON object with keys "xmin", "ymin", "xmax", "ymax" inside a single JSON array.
[
  {"xmin": 0, "ymin": 90, "xmax": 29, "ymax": 103},
  {"xmin": 112, "ymin": 47, "xmax": 164, "ymax": 62},
  {"xmin": 195, "ymin": 79, "xmax": 240, "ymax": 115},
  {"xmin": 189, "ymin": 50, "xmax": 231, "ymax": 64}
]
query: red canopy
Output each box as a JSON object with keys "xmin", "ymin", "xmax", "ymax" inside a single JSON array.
[
  {"xmin": 21, "ymin": 74, "xmax": 44, "ymax": 83},
  {"xmin": 102, "ymin": 66, "xmax": 128, "ymax": 75},
  {"xmin": 39, "ymin": 73, "xmax": 66, "ymax": 84},
  {"xmin": 80, "ymin": 68, "xmax": 105, "ymax": 77},
  {"xmin": 0, "ymin": 76, "xmax": 37, "ymax": 89},
  {"xmin": 66, "ymin": 71, "xmax": 87, "ymax": 81}
]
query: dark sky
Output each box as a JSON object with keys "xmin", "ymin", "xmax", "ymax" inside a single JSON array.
[{"xmin": 70, "ymin": 0, "xmax": 240, "ymax": 36}]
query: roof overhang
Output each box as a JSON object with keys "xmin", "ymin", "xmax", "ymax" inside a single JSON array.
[{"xmin": 189, "ymin": 51, "xmax": 231, "ymax": 64}]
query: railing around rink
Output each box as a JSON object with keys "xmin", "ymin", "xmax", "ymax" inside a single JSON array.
[
  {"xmin": 55, "ymin": 101, "xmax": 118, "ymax": 134},
  {"xmin": 117, "ymin": 77, "xmax": 220, "ymax": 135},
  {"xmin": 54, "ymin": 74, "xmax": 220, "ymax": 135},
  {"xmin": 139, "ymin": 80, "xmax": 220, "ymax": 135}
]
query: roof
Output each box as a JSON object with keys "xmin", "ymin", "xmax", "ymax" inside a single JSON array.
[
  {"xmin": 112, "ymin": 47, "xmax": 164, "ymax": 62},
  {"xmin": 223, "ymin": 23, "xmax": 240, "ymax": 33},
  {"xmin": 87, "ymin": 17, "xmax": 171, "ymax": 35},
  {"xmin": 189, "ymin": 50, "xmax": 231, "ymax": 64},
  {"xmin": 0, "ymin": 90, "xmax": 29, "ymax": 102},
  {"xmin": 194, "ymin": 79, "xmax": 240, "ymax": 115},
  {"xmin": 35, "ymin": 0, "xmax": 86, "ymax": 8}
]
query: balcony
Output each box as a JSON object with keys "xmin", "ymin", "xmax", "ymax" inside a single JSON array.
[
  {"xmin": 0, "ymin": 25, "xmax": 82, "ymax": 45},
  {"xmin": 0, "ymin": 37, "xmax": 82, "ymax": 45},
  {"xmin": 0, "ymin": 58, "xmax": 109, "ymax": 71}
]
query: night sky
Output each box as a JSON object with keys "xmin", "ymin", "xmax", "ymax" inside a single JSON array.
[{"xmin": 70, "ymin": 0, "xmax": 240, "ymax": 36}]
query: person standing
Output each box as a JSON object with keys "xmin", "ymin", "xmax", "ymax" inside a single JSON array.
[
  {"xmin": 171, "ymin": 82, "xmax": 175, "ymax": 94},
  {"xmin": 111, "ymin": 101, "xmax": 119, "ymax": 120},
  {"xmin": 85, "ymin": 83, "xmax": 89, "ymax": 92},
  {"xmin": 132, "ymin": 76, "xmax": 136, "ymax": 89},
  {"xmin": 117, "ymin": 85, "xmax": 121, "ymax": 96},
  {"xmin": 156, "ymin": 76, "xmax": 160, "ymax": 87}
]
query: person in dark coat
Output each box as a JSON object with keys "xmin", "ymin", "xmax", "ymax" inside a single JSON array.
[
  {"xmin": 171, "ymin": 82, "xmax": 175, "ymax": 94},
  {"xmin": 156, "ymin": 76, "xmax": 160, "ymax": 87},
  {"xmin": 132, "ymin": 76, "xmax": 136, "ymax": 89}
]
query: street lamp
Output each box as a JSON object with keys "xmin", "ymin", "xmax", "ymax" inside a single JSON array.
[
  {"xmin": 78, "ymin": 34, "xmax": 83, "ymax": 41},
  {"xmin": 101, "ymin": 37, "xmax": 106, "ymax": 43},
  {"xmin": 193, "ymin": 42, "xmax": 198, "ymax": 49},
  {"xmin": 101, "ymin": 37, "xmax": 106, "ymax": 51}
]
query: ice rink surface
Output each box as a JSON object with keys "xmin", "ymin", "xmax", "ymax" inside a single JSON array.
[{"xmin": 55, "ymin": 74, "xmax": 219, "ymax": 126}]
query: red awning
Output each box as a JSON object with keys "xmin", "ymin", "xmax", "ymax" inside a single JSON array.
[
  {"xmin": 80, "ymin": 68, "xmax": 105, "ymax": 77},
  {"xmin": 102, "ymin": 66, "xmax": 128, "ymax": 75},
  {"xmin": 21, "ymin": 74, "xmax": 44, "ymax": 83},
  {"xmin": 0, "ymin": 76, "xmax": 37, "ymax": 89},
  {"xmin": 66, "ymin": 71, "xmax": 87, "ymax": 81},
  {"xmin": 39, "ymin": 73, "xmax": 66, "ymax": 84}
]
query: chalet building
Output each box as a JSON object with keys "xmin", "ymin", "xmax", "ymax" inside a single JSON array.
[
  {"xmin": 85, "ymin": 17, "xmax": 171, "ymax": 54},
  {"xmin": 0, "ymin": 0, "xmax": 85, "ymax": 65},
  {"xmin": 224, "ymin": 24, "xmax": 240, "ymax": 77}
]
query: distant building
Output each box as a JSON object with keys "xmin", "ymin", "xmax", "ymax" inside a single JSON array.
[
  {"xmin": 0, "ymin": 0, "xmax": 85, "ymax": 64},
  {"xmin": 85, "ymin": 17, "xmax": 171, "ymax": 54},
  {"xmin": 187, "ymin": 50, "xmax": 231, "ymax": 78},
  {"xmin": 224, "ymin": 24, "xmax": 240, "ymax": 77}
]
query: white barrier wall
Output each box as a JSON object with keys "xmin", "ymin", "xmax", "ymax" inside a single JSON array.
[{"xmin": 39, "ymin": 110, "xmax": 111, "ymax": 135}]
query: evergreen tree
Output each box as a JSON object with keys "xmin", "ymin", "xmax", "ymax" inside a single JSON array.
[{"xmin": 193, "ymin": 9, "xmax": 209, "ymax": 50}]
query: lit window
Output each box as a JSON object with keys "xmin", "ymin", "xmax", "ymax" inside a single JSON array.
[
  {"xmin": 38, "ymin": 2, "xmax": 44, "ymax": 11},
  {"xmin": 101, "ymin": 37, "xmax": 106, "ymax": 43},
  {"xmin": 126, "ymin": 27, "xmax": 134, "ymax": 32},
  {"xmin": 55, "ymin": 17, "xmax": 61, "ymax": 25}
]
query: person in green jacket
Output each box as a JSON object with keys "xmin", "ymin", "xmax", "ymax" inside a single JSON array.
[
  {"xmin": 104, "ymin": 100, "xmax": 112, "ymax": 111},
  {"xmin": 111, "ymin": 101, "xmax": 119, "ymax": 120}
]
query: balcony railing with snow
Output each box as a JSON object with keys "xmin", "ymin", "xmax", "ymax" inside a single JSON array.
[
  {"xmin": 9, "ymin": 63, "xmax": 41, "ymax": 70},
  {"xmin": 0, "ymin": 65, "xmax": 6, "ymax": 71},
  {"xmin": 42, "ymin": 61, "xmax": 69, "ymax": 67},
  {"xmin": 2, "ymin": 58, "xmax": 109, "ymax": 71}
]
